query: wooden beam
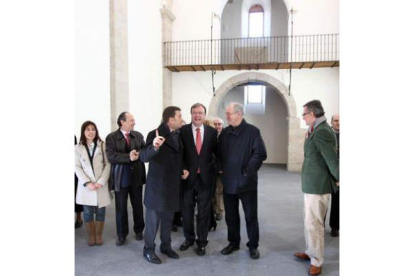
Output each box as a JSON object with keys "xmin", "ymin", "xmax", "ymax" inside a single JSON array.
[
  {"xmin": 171, "ymin": 66, "xmax": 179, "ymax": 72},
  {"xmin": 276, "ymin": 63, "xmax": 280, "ymax": 70},
  {"xmin": 220, "ymin": 65, "xmax": 224, "ymax": 71},
  {"xmin": 299, "ymin": 62, "xmax": 305, "ymax": 69},
  {"xmin": 309, "ymin": 62, "xmax": 316, "ymax": 69},
  {"xmin": 200, "ymin": 65, "xmax": 206, "ymax": 71},
  {"xmin": 330, "ymin": 61, "xmax": 337, "ymax": 68},
  {"xmin": 190, "ymin": 66, "xmax": 196, "ymax": 72}
]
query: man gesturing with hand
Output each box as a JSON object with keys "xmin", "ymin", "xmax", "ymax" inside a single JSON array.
[{"xmin": 140, "ymin": 106, "xmax": 189, "ymax": 264}]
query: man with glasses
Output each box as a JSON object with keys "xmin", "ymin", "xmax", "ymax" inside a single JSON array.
[
  {"xmin": 212, "ymin": 117, "xmax": 225, "ymax": 221},
  {"xmin": 217, "ymin": 102, "xmax": 267, "ymax": 260},
  {"xmin": 294, "ymin": 100, "xmax": 339, "ymax": 276}
]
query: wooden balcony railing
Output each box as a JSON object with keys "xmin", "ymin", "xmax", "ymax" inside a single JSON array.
[{"xmin": 164, "ymin": 34, "xmax": 339, "ymax": 72}]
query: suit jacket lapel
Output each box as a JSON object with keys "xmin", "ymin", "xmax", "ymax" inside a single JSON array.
[{"xmin": 199, "ymin": 126, "xmax": 211, "ymax": 155}]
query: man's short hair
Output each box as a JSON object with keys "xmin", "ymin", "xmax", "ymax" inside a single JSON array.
[
  {"xmin": 190, "ymin": 103, "xmax": 207, "ymax": 114},
  {"xmin": 230, "ymin": 102, "xmax": 244, "ymax": 115},
  {"xmin": 303, "ymin": 100, "xmax": 325, "ymax": 118},
  {"xmin": 162, "ymin": 106, "xmax": 181, "ymax": 123},
  {"xmin": 213, "ymin": 117, "xmax": 224, "ymax": 124},
  {"xmin": 117, "ymin": 111, "xmax": 128, "ymax": 127}
]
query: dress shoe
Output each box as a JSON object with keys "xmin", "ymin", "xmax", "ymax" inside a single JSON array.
[
  {"xmin": 116, "ymin": 237, "xmax": 126, "ymax": 246},
  {"xmin": 179, "ymin": 240, "xmax": 194, "ymax": 251},
  {"xmin": 309, "ymin": 265, "xmax": 322, "ymax": 275},
  {"xmin": 294, "ymin": 252, "xmax": 310, "ymax": 261},
  {"xmin": 330, "ymin": 228, "xmax": 339, "ymax": 237},
  {"xmin": 160, "ymin": 248, "xmax": 180, "ymax": 259},
  {"xmin": 172, "ymin": 225, "xmax": 178, "ymax": 232},
  {"xmin": 221, "ymin": 244, "xmax": 240, "ymax": 255},
  {"xmin": 249, "ymin": 248, "xmax": 260, "ymax": 259},
  {"xmin": 75, "ymin": 220, "xmax": 83, "ymax": 229},
  {"xmin": 195, "ymin": 246, "xmax": 206, "ymax": 256},
  {"xmin": 135, "ymin": 233, "xmax": 143, "ymax": 241},
  {"xmin": 143, "ymin": 250, "xmax": 162, "ymax": 264},
  {"xmin": 215, "ymin": 213, "xmax": 222, "ymax": 221}
]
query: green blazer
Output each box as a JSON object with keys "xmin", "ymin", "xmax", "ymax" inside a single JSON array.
[{"xmin": 302, "ymin": 120, "xmax": 339, "ymax": 194}]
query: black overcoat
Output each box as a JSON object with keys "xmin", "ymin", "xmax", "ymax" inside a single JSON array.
[
  {"xmin": 140, "ymin": 123, "xmax": 183, "ymax": 212},
  {"xmin": 217, "ymin": 119, "xmax": 267, "ymax": 194}
]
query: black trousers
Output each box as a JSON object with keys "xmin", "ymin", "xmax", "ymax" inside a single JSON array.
[
  {"xmin": 329, "ymin": 188, "xmax": 340, "ymax": 230},
  {"xmin": 182, "ymin": 175, "xmax": 212, "ymax": 247},
  {"xmin": 114, "ymin": 184, "xmax": 145, "ymax": 238},
  {"xmin": 74, "ymin": 177, "xmax": 83, "ymax": 213},
  {"xmin": 223, "ymin": 189, "xmax": 259, "ymax": 249},
  {"xmin": 144, "ymin": 208, "xmax": 174, "ymax": 251}
]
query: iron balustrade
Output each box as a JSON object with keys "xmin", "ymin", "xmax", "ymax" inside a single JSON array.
[{"xmin": 164, "ymin": 34, "xmax": 339, "ymax": 67}]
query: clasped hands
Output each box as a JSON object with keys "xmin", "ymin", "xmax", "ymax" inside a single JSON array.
[{"xmin": 87, "ymin": 183, "xmax": 103, "ymax": 191}]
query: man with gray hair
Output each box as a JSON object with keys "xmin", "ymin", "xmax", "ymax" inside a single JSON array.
[
  {"xmin": 217, "ymin": 102, "xmax": 267, "ymax": 259},
  {"xmin": 212, "ymin": 117, "xmax": 224, "ymax": 221},
  {"xmin": 294, "ymin": 100, "xmax": 339, "ymax": 275}
]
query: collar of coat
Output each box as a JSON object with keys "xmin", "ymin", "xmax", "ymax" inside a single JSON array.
[
  {"xmin": 157, "ymin": 122, "xmax": 181, "ymax": 152},
  {"xmin": 308, "ymin": 116, "xmax": 328, "ymax": 140},
  {"xmin": 224, "ymin": 119, "xmax": 247, "ymax": 136}
]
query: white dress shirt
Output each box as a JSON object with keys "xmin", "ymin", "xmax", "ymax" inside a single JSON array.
[{"xmin": 191, "ymin": 123, "xmax": 204, "ymax": 145}]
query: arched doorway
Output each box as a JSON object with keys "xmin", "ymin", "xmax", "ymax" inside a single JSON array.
[{"xmin": 208, "ymin": 72, "xmax": 305, "ymax": 172}]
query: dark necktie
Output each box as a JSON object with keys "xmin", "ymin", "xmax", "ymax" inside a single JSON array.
[{"xmin": 125, "ymin": 133, "xmax": 130, "ymax": 146}]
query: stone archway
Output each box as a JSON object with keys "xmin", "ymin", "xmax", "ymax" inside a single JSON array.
[{"xmin": 208, "ymin": 72, "xmax": 305, "ymax": 172}]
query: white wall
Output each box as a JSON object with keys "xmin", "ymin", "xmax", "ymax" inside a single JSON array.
[
  {"xmin": 287, "ymin": 0, "xmax": 339, "ymax": 35},
  {"xmin": 74, "ymin": 0, "xmax": 111, "ymax": 138},
  {"xmin": 172, "ymin": 68, "xmax": 338, "ymax": 129},
  {"xmin": 271, "ymin": 0, "xmax": 288, "ymax": 36},
  {"xmin": 221, "ymin": 0, "xmax": 242, "ymax": 39},
  {"xmin": 128, "ymin": 0, "xmax": 163, "ymax": 139},
  {"xmin": 218, "ymin": 85, "xmax": 288, "ymax": 164}
]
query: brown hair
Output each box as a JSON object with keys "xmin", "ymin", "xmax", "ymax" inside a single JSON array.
[
  {"xmin": 79, "ymin": 121, "xmax": 102, "ymax": 145},
  {"xmin": 162, "ymin": 106, "xmax": 181, "ymax": 123}
]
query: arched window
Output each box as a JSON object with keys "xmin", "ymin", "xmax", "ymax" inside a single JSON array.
[{"xmin": 248, "ymin": 4, "xmax": 264, "ymax": 37}]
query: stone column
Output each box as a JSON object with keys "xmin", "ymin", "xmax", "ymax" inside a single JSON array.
[
  {"xmin": 160, "ymin": 1, "xmax": 175, "ymax": 108},
  {"xmin": 287, "ymin": 117, "xmax": 306, "ymax": 172},
  {"xmin": 110, "ymin": 0, "xmax": 129, "ymax": 131}
]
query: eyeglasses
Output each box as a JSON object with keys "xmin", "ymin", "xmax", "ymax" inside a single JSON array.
[
  {"xmin": 302, "ymin": 112, "xmax": 310, "ymax": 116},
  {"xmin": 225, "ymin": 111, "xmax": 238, "ymax": 116}
]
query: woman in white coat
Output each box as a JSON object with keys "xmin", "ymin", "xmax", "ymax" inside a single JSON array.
[{"xmin": 75, "ymin": 121, "xmax": 111, "ymax": 246}]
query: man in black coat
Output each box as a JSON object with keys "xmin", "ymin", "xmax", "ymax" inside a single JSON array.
[
  {"xmin": 179, "ymin": 103, "xmax": 218, "ymax": 256},
  {"xmin": 218, "ymin": 102, "xmax": 267, "ymax": 260},
  {"xmin": 140, "ymin": 106, "xmax": 189, "ymax": 264},
  {"xmin": 105, "ymin": 112, "xmax": 146, "ymax": 246},
  {"xmin": 329, "ymin": 114, "xmax": 340, "ymax": 237}
]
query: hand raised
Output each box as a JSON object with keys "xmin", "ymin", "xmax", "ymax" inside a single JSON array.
[{"xmin": 153, "ymin": 129, "xmax": 166, "ymax": 149}]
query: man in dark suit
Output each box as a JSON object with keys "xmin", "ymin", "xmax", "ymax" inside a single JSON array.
[
  {"xmin": 179, "ymin": 103, "xmax": 218, "ymax": 256},
  {"xmin": 140, "ymin": 106, "xmax": 189, "ymax": 264},
  {"xmin": 329, "ymin": 114, "xmax": 340, "ymax": 237},
  {"xmin": 218, "ymin": 102, "xmax": 267, "ymax": 260},
  {"xmin": 105, "ymin": 112, "xmax": 146, "ymax": 246},
  {"xmin": 294, "ymin": 100, "xmax": 339, "ymax": 276}
]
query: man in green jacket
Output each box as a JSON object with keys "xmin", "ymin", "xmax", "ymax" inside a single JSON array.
[{"xmin": 294, "ymin": 100, "xmax": 339, "ymax": 276}]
